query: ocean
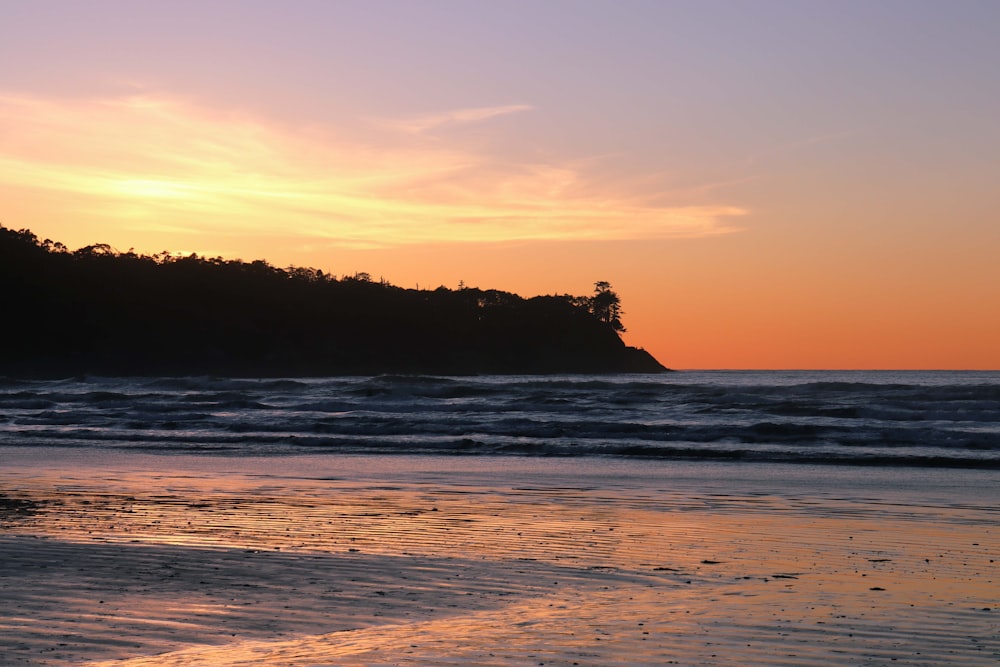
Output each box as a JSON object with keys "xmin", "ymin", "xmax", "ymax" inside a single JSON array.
[{"xmin": 2, "ymin": 370, "xmax": 998, "ymax": 468}]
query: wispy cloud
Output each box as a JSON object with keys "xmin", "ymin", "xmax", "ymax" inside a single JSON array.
[
  {"xmin": 0, "ymin": 93, "xmax": 746, "ymax": 251},
  {"xmin": 376, "ymin": 103, "xmax": 534, "ymax": 134}
]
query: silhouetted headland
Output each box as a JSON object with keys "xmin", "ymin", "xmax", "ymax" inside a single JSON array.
[{"xmin": 0, "ymin": 226, "xmax": 667, "ymax": 377}]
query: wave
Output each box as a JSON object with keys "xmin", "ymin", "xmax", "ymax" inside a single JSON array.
[{"xmin": 1, "ymin": 371, "xmax": 998, "ymax": 468}]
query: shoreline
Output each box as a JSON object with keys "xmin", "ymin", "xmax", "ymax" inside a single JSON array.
[{"xmin": 2, "ymin": 451, "xmax": 997, "ymax": 665}]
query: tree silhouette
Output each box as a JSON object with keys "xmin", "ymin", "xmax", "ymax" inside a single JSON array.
[{"xmin": 590, "ymin": 281, "xmax": 625, "ymax": 333}]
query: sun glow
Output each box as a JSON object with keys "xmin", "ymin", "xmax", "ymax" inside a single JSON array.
[{"xmin": 0, "ymin": 93, "xmax": 745, "ymax": 251}]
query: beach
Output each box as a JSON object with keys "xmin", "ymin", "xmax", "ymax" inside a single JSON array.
[{"xmin": 1, "ymin": 449, "xmax": 996, "ymax": 666}]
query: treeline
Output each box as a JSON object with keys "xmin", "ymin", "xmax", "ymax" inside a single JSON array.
[{"xmin": 0, "ymin": 226, "xmax": 666, "ymax": 376}]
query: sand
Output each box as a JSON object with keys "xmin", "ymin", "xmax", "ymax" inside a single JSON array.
[{"xmin": 0, "ymin": 450, "xmax": 996, "ymax": 666}]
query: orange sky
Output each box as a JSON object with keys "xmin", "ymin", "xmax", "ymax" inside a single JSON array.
[{"xmin": 3, "ymin": 2, "xmax": 999, "ymax": 369}]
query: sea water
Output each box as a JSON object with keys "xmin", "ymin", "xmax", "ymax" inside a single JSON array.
[{"xmin": 2, "ymin": 370, "xmax": 998, "ymax": 468}]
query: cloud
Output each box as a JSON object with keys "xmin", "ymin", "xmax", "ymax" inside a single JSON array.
[
  {"xmin": 376, "ymin": 104, "xmax": 534, "ymax": 134},
  {"xmin": 0, "ymin": 92, "xmax": 746, "ymax": 250}
]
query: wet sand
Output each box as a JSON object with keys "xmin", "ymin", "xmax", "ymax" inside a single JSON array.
[{"xmin": 1, "ymin": 450, "xmax": 997, "ymax": 666}]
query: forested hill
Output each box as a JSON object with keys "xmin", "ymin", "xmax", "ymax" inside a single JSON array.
[{"xmin": 0, "ymin": 226, "xmax": 667, "ymax": 377}]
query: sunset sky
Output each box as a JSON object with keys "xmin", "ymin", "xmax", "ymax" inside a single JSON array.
[{"xmin": 3, "ymin": 0, "xmax": 998, "ymax": 369}]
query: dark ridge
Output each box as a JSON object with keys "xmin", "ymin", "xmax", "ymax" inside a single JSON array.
[{"xmin": 0, "ymin": 226, "xmax": 668, "ymax": 377}]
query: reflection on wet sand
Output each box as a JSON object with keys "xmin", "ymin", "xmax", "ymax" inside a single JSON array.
[{"xmin": 0, "ymin": 460, "xmax": 996, "ymax": 666}]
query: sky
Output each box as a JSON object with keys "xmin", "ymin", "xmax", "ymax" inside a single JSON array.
[{"xmin": 2, "ymin": 0, "xmax": 998, "ymax": 369}]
